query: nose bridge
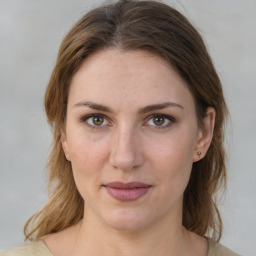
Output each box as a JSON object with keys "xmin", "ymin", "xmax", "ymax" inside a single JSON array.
[{"xmin": 109, "ymin": 123, "xmax": 143, "ymax": 171}]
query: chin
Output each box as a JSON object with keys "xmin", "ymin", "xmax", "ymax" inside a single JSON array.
[{"xmin": 101, "ymin": 207, "xmax": 154, "ymax": 232}]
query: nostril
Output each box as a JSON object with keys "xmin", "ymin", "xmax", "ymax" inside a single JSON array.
[{"xmin": 109, "ymin": 146, "xmax": 144, "ymax": 171}]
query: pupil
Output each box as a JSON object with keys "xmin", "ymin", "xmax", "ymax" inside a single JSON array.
[
  {"xmin": 93, "ymin": 116, "xmax": 103, "ymax": 125},
  {"xmin": 153, "ymin": 116, "xmax": 165, "ymax": 126}
]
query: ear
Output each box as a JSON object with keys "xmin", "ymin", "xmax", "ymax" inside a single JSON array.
[
  {"xmin": 193, "ymin": 107, "xmax": 216, "ymax": 162},
  {"xmin": 61, "ymin": 130, "xmax": 71, "ymax": 161}
]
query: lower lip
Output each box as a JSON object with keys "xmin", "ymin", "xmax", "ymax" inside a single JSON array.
[{"xmin": 104, "ymin": 186, "xmax": 151, "ymax": 202}]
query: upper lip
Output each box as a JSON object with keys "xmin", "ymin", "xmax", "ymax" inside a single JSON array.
[{"xmin": 105, "ymin": 182, "xmax": 152, "ymax": 189}]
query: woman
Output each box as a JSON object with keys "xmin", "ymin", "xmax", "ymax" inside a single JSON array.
[{"xmin": 1, "ymin": 0, "xmax": 241, "ymax": 255}]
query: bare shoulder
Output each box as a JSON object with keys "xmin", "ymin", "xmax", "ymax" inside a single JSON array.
[
  {"xmin": 0, "ymin": 241, "xmax": 53, "ymax": 256},
  {"xmin": 207, "ymin": 239, "xmax": 242, "ymax": 256}
]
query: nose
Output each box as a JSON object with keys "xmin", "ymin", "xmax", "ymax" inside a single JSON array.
[{"xmin": 109, "ymin": 126, "xmax": 144, "ymax": 171}]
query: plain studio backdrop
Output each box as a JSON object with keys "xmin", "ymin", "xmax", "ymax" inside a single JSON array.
[{"xmin": 0, "ymin": 0, "xmax": 255, "ymax": 255}]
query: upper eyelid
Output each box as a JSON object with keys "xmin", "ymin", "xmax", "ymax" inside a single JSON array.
[
  {"xmin": 80, "ymin": 113, "xmax": 108, "ymax": 123},
  {"xmin": 144, "ymin": 113, "xmax": 175, "ymax": 121},
  {"xmin": 81, "ymin": 113, "xmax": 106, "ymax": 119}
]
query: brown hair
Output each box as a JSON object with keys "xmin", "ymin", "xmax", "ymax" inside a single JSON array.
[{"xmin": 24, "ymin": 0, "xmax": 227, "ymax": 241}]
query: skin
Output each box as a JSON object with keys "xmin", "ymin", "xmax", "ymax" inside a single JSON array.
[{"xmin": 43, "ymin": 49, "xmax": 215, "ymax": 256}]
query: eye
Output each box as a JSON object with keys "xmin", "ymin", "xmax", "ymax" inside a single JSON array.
[
  {"xmin": 152, "ymin": 115, "xmax": 166, "ymax": 126},
  {"xmin": 81, "ymin": 114, "xmax": 110, "ymax": 128},
  {"xmin": 145, "ymin": 114, "xmax": 174, "ymax": 129}
]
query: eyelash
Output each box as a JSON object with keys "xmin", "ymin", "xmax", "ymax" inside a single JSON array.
[
  {"xmin": 80, "ymin": 114, "xmax": 110, "ymax": 130},
  {"xmin": 80, "ymin": 113, "xmax": 175, "ymax": 130},
  {"xmin": 144, "ymin": 114, "xmax": 175, "ymax": 130}
]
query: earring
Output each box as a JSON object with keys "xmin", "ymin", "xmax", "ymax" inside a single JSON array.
[{"xmin": 197, "ymin": 151, "xmax": 202, "ymax": 156}]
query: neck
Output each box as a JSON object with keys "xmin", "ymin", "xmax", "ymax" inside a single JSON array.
[{"xmin": 72, "ymin": 207, "xmax": 193, "ymax": 256}]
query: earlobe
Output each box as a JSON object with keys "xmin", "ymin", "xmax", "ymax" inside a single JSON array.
[
  {"xmin": 193, "ymin": 107, "xmax": 216, "ymax": 162},
  {"xmin": 61, "ymin": 130, "xmax": 71, "ymax": 161}
]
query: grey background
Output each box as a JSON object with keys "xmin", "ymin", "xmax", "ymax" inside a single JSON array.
[{"xmin": 0, "ymin": 0, "xmax": 255, "ymax": 255}]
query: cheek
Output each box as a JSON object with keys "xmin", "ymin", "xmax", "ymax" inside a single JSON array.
[
  {"xmin": 67, "ymin": 131, "xmax": 109, "ymax": 183},
  {"xmin": 150, "ymin": 129, "xmax": 196, "ymax": 166},
  {"xmin": 67, "ymin": 133, "xmax": 110, "ymax": 203},
  {"xmin": 147, "ymin": 129, "xmax": 196, "ymax": 191},
  {"xmin": 68, "ymin": 129, "xmax": 108, "ymax": 163}
]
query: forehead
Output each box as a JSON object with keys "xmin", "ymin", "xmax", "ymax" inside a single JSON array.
[{"xmin": 68, "ymin": 48, "xmax": 195, "ymax": 111}]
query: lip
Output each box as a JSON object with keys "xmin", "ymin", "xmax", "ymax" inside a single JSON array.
[{"xmin": 104, "ymin": 182, "xmax": 152, "ymax": 202}]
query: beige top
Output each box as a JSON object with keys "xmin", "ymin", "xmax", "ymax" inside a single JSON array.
[{"xmin": 0, "ymin": 239, "xmax": 241, "ymax": 256}]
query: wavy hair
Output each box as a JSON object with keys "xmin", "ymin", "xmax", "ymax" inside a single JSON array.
[{"xmin": 24, "ymin": 0, "xmax": 227, "ymax": 241}]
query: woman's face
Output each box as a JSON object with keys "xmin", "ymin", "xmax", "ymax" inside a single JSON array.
[{"xmin": 62, "ymin": 49, "xmax": 214, "ymax": 231}]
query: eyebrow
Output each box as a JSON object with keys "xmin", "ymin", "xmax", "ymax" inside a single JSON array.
[
  {"xmin": 138, "ymin": 102, "xmax": 184, "ymax": 114},
  {"xmin": 73, "ymin": 102, "xmax": 114, "ymax": 113},
  {"xmin": 73, "ymin": 101, "xmax": 184, "ymax": 113}
]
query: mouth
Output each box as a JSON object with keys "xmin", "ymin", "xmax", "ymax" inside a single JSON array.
[{"xmin": 103, "ymin": 182, "xmax": 152, "ymax": 202}]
